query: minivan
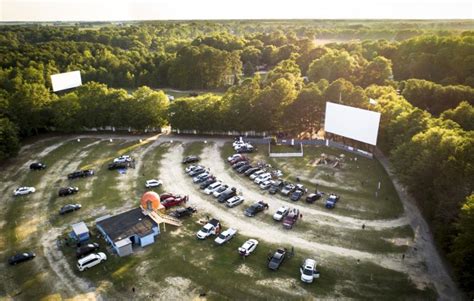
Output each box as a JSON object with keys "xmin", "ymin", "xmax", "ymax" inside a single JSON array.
[{"xmin": 77, "ymin": 252, "xmax": 107, "ymax": 271}]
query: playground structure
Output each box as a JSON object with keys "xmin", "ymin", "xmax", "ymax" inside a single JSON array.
[
  {"xmin": 311, "ymin": 153, "xmax": 345, "ymax": 168},
  {"xmin": 140, "ymin": 191, "xmax": 182, "ymax": 228}
]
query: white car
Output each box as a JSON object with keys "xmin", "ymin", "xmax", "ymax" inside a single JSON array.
[
  {"xmin": 203, "ymin": 182, "xmax": 221, "ymax": 194},
  {"xmin": 250, "ymin": 169, "xmax": 265, "ymax": 180},
  {"xmin": 193, "ymin": 172, "xmax": 209, "ymax": 183},
  {"xmin": 300, "ymin": 258, "xmax": 320, "ymax": 283},
  {"xmin": 227, "ymin": 154, "xmax": 242, "ymax": 162},
  {"xmin": 273, "ymin": 206, "xmax": 289, "ymax": 221},
  {"xmin": 254, "ymin": 173, "xmax": 271, "ymax": 184},
  {"xmin": 238, "ymin": 239, "xmax": 259, "ymax": 256},
  {"xmin": 13, "ymin": 187, "xmax": 36, "ymax": 196},
  {"xmin": 259, "ymin": 180, "xmax": 272, "ymax": 190},
  {"xmin": 145, "ymin": 179, "xmax": 162, "ymax": 188},
  {"xmin": 214, "ymin": 228, "xmax": 237, "ymax": 245},
  {"xmin": 113, "ymin": 155, "xmax": 132, "ymax": 163},
  {"xmin": 212, "ymin": 185, "xmax": 229, "ymax": 198},
  {"xmin": 226, "ymin": 196, "xmax": 244, "ymax": 208},
  {"xmin": 77, "ymin": 252, "xmax": 107, "ymax": 271},
  {"xmin": 185, "ymin": 164, "xmax": 202, "ymax": 173}
]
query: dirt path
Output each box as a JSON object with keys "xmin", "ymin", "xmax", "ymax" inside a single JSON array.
[
  {"xmin": 203, "ymin": 142, "xmax": 408, "ymax": 231},
  {"xmin": 375, "ymin": 151, "xmax": 464, "ymax": 300},
  {"xmin": 159, "ymin": 144, "xmax": 433, "ymax": 290}
]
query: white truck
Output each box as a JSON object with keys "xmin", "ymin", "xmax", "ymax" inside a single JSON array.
[{"xmin": 196, "ymin": 218, "xmax": 221, "ymax": 239}]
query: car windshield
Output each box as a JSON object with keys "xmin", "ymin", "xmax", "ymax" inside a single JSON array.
[
  {"xmin": 200, "ymin": 227, "xmax": 210, "ymax": 233},
  {"xmin": 303, "ymin": 268, "xmax": 313, "ymax": 276},
  {"xmin": 218, "ymin": 234, "xmax": 225, "ymax": 239}
]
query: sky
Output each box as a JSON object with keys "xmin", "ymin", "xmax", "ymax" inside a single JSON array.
[{"xmin": 1, "ymin": 0, "xmax": 473, "ymax": 21}]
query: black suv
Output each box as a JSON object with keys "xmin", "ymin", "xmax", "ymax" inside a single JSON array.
[
  {"xmin": 67, "ymin": 170, "xmax": 94, "ymax": 179},
  {"xmin": 244, "ymin": 201, "xmax": 269, "ymax": 217},
  {"xmin": 59, "ymin": 204, "xmax": 82, "ymax": 215},
  {"xmin": 30, "ymin": 162, "xmax": 46, "ymax": 170},
  {"xmin": 58, "ymin": 187, "xmax": 79, "ymax": 197},
  {"xmin": 290, "ymin": 189, "xmax": 305, "ymax": 201},
  {"xmin": 306, "ymin": 192, "xmax": 323, "ymax": 203},
  {"xmin": 217, "ymin": 188, "xmax": 237, "ymax": 203},
  {"xmin": 8, "ymin": 252, "xmax": 36, "ymax": 265},
  {"xmin": 182, "ymin": 156, "xmax": 200, "ymax": 164},
  {"xmin": 108, "ymin": 162, "xmax": 129, "ymax": 170},
  {"xmin": 76, "ymin": 243, "xmax": 99, "ymax": 258},
  {"xmin": 170, "ymin": 207, "xmax": 197, "ymax": 218}
]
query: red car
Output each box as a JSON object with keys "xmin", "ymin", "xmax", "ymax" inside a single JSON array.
[
  {"xmin": 161, "ymin": 195, "xmax": 189, "ymax": 208},
  {"xmin": 229, "ymin": 156, "xmax": 247, "ymax": 165}
]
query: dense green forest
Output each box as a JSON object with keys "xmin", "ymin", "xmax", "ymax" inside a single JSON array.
[{"xmin": 0, "ymin": 20, "xmax": 473, "ymax": 297}]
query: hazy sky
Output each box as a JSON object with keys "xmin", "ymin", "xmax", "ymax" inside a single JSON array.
[{"xmin": 1, "ymin": 0, "xmax": 473, "ymax": 21}]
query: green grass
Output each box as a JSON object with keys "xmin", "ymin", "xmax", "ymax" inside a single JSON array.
[
  {"xmin": 182, "ymin": 141, "xmax": 207, "ymax": 158},
  {"xmin": 57, "ymin": 220, "xmax": 433, "ymax": 300}
]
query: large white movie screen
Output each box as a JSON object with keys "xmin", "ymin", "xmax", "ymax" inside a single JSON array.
[
  {"xmin": 51, "ymin": 71, "xmax": 82, "ymax": 92},
  {"xmin": 324, "ymin": 102, "xmax": 381, "ymax": 145}
]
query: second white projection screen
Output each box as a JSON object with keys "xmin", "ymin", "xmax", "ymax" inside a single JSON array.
[
  {"xmin": 324, "ymin": 102, "xmax": 381, "ymax": 145},
  {"xmin": 51, "ymin": 71, "xmax": 82, "ymax": 92}
]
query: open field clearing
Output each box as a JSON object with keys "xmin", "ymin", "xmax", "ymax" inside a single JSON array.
[{"xmin": 0, "ymin": 135, "xmax": 447, "ymax": 300}]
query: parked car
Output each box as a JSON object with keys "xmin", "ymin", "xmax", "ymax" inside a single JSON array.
[
  {"xmin": 58, "ymin": 186, "xmax": 79, "ymax": 197},
  {"xmin": 182, "ymin": 155, "xmax": 200, "ymax": 164},
  {"xmin": 29, "ymin": 162, "xmax": 46, "ymax": 170},
  {"xmin": 290, "ymin": 189, "xmax": 305, "ymax": 201},
  {"xmin": 300, "ymin": 258, "xmax": 320, "ymax": 283},
  {"xmin": 161, "ymin": 195, "xmax": 188, "ymax": 208},
  {"xmin": 113, "ymin": 155, "xmax": 132, "ymax": 163},
  {"xmin": 268, "ymin": 180, "xmax": 284, "ymax": 194},
  {"xmin": 283, "ymin": 208, "xmax": 300, "ymax": 229},
  {"xmin": 68, "ymin": 169, "xmax": 94, "ymax": 179},
  {"xmin": 244, "ymin": 167, "xmax": 260, "ymax": 176},
  {"xmin": 212, "ymin": 185, "xmax": 229, "ymax": 198},
  {"xmin": 273, "ymin": 206, "xmax": 289, "ymax": 221},
  {"xmin": 77, "ymin": 252, "xmax": 107, "ymax": 271},
  {"xmin": 226, "ymin": 196, "xmax": 245, "ymax": 208},
  {"xmin": 59, "ymin": 204, "xmax": 82, "ymax": 215},
  {"xmin": 108, "ymin": 161, "xmax": 129, "ymax": 170},
  {"xmin": 230, "ymin": 156, "xmax": 247, "ymax": 165},
  {"xmin": 236, "ymin": 164, "xmax": 252, "ymax": 173},
  {"xmin": 238, "ymin": 239, "xmax": 258, "ymax": 256},
  {"xmin": 214, "ymin": 228, "xmax": 237, "ymax": 245},
  {"xmin": 145, "ymin": 179, "xmax": 162, "ymax": 188},
  {"xmin": 13, "ymin": 186, "xmax": 35, "ymax": 196},
  {"xmin": 254, "ymin": 173, "xmax": 271, "ymax": 184},
  {"xmin": 8, "ymin": 252, "xmax": 36, "ymax": 265},
  {"xmin": 204, "ymin": 182, "xmax": 222, "ymax": 194},
  {"xmin": 280, "ymin": 183, "xmax": 296, "ymax": 196},
  {"xmin": 227, "ymin": 154, "xmax": 243, "ymax": 162},
  {"xmin": 169, "ymin": 207, "xmax": 197, "ymax": 218},
  {"xmin": 236, "ymin": 144, "xmax": 254, "ymax": 153},
  {"xmin": 268, "ymin": 248, "xmax": 286, "ymax": 270},
  {"xmin": 199, "ymin": 177, "xmax": 216, "ymax": 189},
  {"xmin": 244, "ymin": 201, "xmax": 269, "ymax": 217},
  {"xmin": 185, "ymin": 164, "xmax": 201, "ymax": 173},
  {"xmin": 306, "ymin": 192, "xmax": 323, "ymax": 203},
  {"xmin": 189, "ymin": 167, "xmax": 206, "ymax": 177},
  {"xmin": 193, "ymin": 172, "xmax": 210, "ymax": 183},
  {"xmin": 76, "ymin": 243, "xmax": 100, "ymax": 258},
  {"xmin": 259, "ymin": 180, "xmax": 272, "ymax": 190},
  {"xmin": 249, "ymin": 169, "xmax": 265, "ymax": 180},
  {"xmin": 217, "ymin": 188, "xmax": 237, "ymax": 203},
  {"xmin": 232, "ymin": 161, "xmax": 247, "ymax": 169},
  {"xmin": 325, "ymin": 194, "xmax": 340, "ymax": 209},
  {"xmin": 196, "ymin": 219, "xmax": 220, "ymax": 239}
]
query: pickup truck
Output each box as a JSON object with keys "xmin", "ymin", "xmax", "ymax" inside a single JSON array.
[{"xmin": 196, "ymin": 219, "xmax": 221, "ymax": 239}]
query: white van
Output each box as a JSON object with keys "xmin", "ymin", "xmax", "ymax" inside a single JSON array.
[
  {"xmin": 226, "ymin": 196, "xmax": 244, "ymax": 208},
  {"xmin": 77, "ymin": 252, "xmax": 107, "ymax": 271}
]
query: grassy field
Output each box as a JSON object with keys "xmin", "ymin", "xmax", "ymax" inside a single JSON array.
[{"xmin": 0, "ymin": 137, "xmax": 435, "ymax": 300}]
